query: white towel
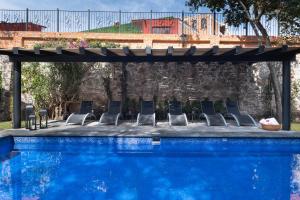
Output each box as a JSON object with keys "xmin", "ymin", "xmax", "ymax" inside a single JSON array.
[{"xmin": 259, "ymin": 117, "xmax": 280, "ymax": 125}]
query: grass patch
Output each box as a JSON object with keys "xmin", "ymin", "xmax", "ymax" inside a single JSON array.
[
  {"xmin": 87, "ymin": 23, "xmax": 142, "ymax": 33},
  {"xmin": 0, "ymin": 121, "xmax": 25, "ymax": 130},
  {"xmin": 291, "ymin": 123, "xmax": 300, "ymax": 131}
]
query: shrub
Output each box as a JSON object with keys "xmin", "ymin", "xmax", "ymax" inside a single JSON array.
[
  {"xmin": 27, "ymin": 39, "xmax": 120, "ymax": 119},
  {"xmin": 292, "ymin": 79, "xmax": 300, "ymax": 121},
  {"xmin": 0, "ymin": 70, "xmax": 2, "ymax": 97}
]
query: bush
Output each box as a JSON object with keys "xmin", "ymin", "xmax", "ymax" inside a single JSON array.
[
  {"xmin": 28, "ymin": 39, "xmax": 120, "ymax": 119},
  {"xmin": 292, "ymin": 79, "xmax": 300, "ymax": 121},
  {"xmin": 0, "ymin": 70, "xmax": 2, "ymax": 97}
]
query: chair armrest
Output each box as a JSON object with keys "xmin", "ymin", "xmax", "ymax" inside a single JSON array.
[
  {"xmin": 183, "ymin": 113, "xmax": 188, "ymax": 126},
  {"xmin": 65, "ymin": 113, "xmax": 75, "ymax": 125},
  {"xmin": 168, "ymin": 113, "xmax": 171, "ymax": 126},
  {"xmin": 115, "ymin": 113, "xmax": 121, "ymax": 126},
  {"xmin": 136, "ymin": 113, "xmax": 140, "ymax": 125}
]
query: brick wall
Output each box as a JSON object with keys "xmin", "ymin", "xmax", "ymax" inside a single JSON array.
[{"xmin": 0, "ymin": 31, "xmax": 280, "ymax": 49}]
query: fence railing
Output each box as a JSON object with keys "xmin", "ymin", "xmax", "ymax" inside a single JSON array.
[{"xmin": 0, "ymin": 9, "xmax": 280, "ymax": 36}]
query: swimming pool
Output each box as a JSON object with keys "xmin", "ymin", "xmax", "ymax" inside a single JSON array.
[{"xmin": 1, "ymin": 136, "xmax": 300, "ymax": 200}]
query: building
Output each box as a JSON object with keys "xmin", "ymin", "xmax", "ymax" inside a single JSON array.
[
  {"xmin": 0, "ymin": 22, "xmax": 45, "ymax": 31},
  {"xmin": 131, "ymin": 15, "xmax": 226, "ymax": 35},
  {"xmin": 132, "ymin": 18, "xmax": 180, "ymax": 34}
]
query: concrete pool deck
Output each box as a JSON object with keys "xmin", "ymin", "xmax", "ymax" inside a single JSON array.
[{"xmin": 1, "ymin": 120, "xmax": 300, "ymax": 138}]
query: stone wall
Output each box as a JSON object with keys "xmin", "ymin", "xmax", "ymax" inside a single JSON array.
[
  {"xmin": 78, "ymin": 63, "xmax": 122, "ymax": 108},
  {"xmin": 79, "ymin": 61, "xmax": 273, "ymax": 118}
]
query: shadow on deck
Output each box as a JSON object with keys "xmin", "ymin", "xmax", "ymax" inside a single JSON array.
[{"xmin": 1, "ymin": 120, "xmax": 300, "ymax": 138}]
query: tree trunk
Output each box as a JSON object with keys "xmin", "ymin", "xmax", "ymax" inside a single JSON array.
[
  {"xmin": 121, "ymin": 62, "xmax": 127, "ymax": 118},
  {"xmin": 268, "ymin": 62, "xmax": 282, "ymax": 122},
  {"xmin": 256, "ymin": 21, "xmax": 271, "ymax": 46},
  {"xmin": 236, "ymin": 1, "xmax": 282, "ymax": 122},
  {"xmin": 256, "ymin": 21, "xmax": 282, "ymax": 122}
]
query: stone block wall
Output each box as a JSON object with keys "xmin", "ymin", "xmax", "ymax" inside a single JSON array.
[
  {"xmin": 127, "ymin": 62, "xmax": 270, "ymax": 117},
  {"xmin": 78, "ymin": 61, "xmax": 273, "ymax": 118}
]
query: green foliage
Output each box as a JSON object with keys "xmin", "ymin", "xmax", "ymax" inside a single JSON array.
[
  {"xmin": 278, "ymin": 0, "xmax": 300, "ymax": 35},
  {"xmin": 33, "ymin": 39, "xmax": 121, "ymax": 49},
  {"xmin": 34, "ymin": 39, "xmax": 68, "ymax": 49},
  {"xmin": 183, "ymin": 100, "xmax": 193, "ymax": 114},
  {"xmin": 156, "ymin": 100, "xmax": 168, "ymax": 120},
  {"xmin": 22, "ymin": 61, "xmax": 89, "ymax": 117},
  {"xmin": 22, "ymin": 62, "xmax": 51, "ymax": 110},
  {"xmin": 0, "ymin": 70, "xmax": 2, "ymax": 96},
  {"xmin": 186, "ymin": 0, "xmax": 300, "ymax": 36},
  {"xmin": 292, "ymin": 79, "xmax": 300, "ymax": 120},
  {"xmin": 292, "ymin": 123, "xmax": 300, "ymax": 131},
  {"xmin": 87, "ymin": 23, "xmax": 142, "ymax": 34},
  {"xmin": 191, "ymin": 101, "xmax": 202, "ymax": 113},
  {"xmin": 214, "ymin": 100, "xmax": 226, "ymax": 113},
  {"xmin": 25, "ymin": 39, "xmax": 120, "ymax": 118},
  {"xmin": 88, "ymin": 41, "xmax": 121, "ymax": 48},
  {"xmin": 0, "ymin": 70, "xmax": 2, "ymax": 119},
  {"xmin": 0, "ymin": 121, "xmax": 25, "ymax": 130}
]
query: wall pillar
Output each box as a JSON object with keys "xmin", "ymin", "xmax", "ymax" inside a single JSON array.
[
  {"xmin": 13, "ymin": 61, "xmax": 21, "ymax": 128},
  {"xmin": 282, "ymin": 60, "xmax": 291, "ymax": 130}
]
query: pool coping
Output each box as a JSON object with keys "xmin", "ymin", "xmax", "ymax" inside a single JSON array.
[{"xmin": 1, "ymin": 121, "xmax": 300, "ymax": 139}]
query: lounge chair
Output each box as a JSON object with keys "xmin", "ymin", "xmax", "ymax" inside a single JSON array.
[
  {"xmin": 66, "ymin": 101, "xmax": 95, "ymax": 125},
  {"xmin": 168, "ymin": 100, "xmax": 188, "ymax": 126},
  {"xmin": 99, "ymin": 101, "xmax": 121, "ymax": 126},
  {"xmin": 200, "ymin": 100, "xmax": 227, "ymax": 126},
  {"xmin": 225, "ymin": 100, "xmax": 257, "ymax": 126},
  {"xmin": 137, "ymin": 100, "xmax": 156, "ymax": 126}
]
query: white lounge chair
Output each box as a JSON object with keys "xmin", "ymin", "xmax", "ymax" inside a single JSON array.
[
  {"xmin": 66, "ymin": 101, "xmax": 95, "ymax": 126},
  {"xmin": 199, "ymin": 100, "xmax": 227, "ymax": 126},
  {"xmin": 99, "ymin": 101, "xmax": 121, "ymax": 126},
  {"xmin": 168, "ymin": 100, "xmax": 188, "ymax": 126},
  {"xmin": 137, "ymin": 100, "xmax": 156, "ymax": 126}
]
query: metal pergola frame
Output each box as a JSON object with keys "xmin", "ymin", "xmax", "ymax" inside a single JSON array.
[{"xmin": 0, "ymin": 45, "xmax": 299, "ymax": 130}]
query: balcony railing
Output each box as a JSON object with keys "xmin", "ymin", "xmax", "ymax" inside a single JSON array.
[{"xmin": 0, "ymin": 9, "xmax": 280, "ymax": 36}]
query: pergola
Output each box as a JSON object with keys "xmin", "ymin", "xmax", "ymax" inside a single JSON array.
[{"xmin": 0, "ymin": 45, "xmax": 299, "ymax": 130}]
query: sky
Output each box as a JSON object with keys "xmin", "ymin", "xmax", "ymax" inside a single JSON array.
[{"xmin": 0, "ymin": 0, "xmax": 208, "ymax": 12}]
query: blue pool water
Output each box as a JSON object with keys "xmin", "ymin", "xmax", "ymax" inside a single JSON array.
[{"xmin": 1, "ymin": 136, "xmax": 300, "ymax": 200}]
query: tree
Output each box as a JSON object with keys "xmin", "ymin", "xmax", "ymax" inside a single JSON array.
[
  {"xmin": 186, "ymin": 0, "xmax": 300, "ymax": 121},
  {"xmin": 23, "ymin": 39, "xmax": 120, "ymax": 119}
]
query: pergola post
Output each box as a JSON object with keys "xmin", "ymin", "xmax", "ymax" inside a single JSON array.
[
  {"xmin": 282, "ymin": 60, "xmax": 291, "ymax": 130},
  {"xmin": 13, "ymin": 61, "xmax": 21, "ymax": 128}
]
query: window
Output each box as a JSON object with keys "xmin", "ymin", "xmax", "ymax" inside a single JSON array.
[
  {"xmin": 201, "ymin": 18, "xmax": 207, "ymax": 30},
  {"xmin": 152, "ymin": 27, "xmax": 171, "ymax": 34},
  {"xmin": 191, "ymin": 19, "xmax": 197, "ymax": 30}
]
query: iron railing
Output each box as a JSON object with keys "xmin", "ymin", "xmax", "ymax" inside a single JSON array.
[{"xmin": 0, "ymin": 9, "xmax": 280, "ymax": 36}]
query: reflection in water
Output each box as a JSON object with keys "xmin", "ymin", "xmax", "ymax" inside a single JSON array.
[
  {"xmin": 1, "ymin": 137, "xmax": 300, "ymax": 199},
  {"xmin": 0, "ymin": 159, "xmax": 13, "ymax": 200},
  {"xmin": 291, "ymin": 154, "xmax": 300, "ymax": 200}
]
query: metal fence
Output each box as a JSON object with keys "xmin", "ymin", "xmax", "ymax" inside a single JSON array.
[{"xmin": 0, "ymin": 9, "xmax": 280, "ymax": 36}]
